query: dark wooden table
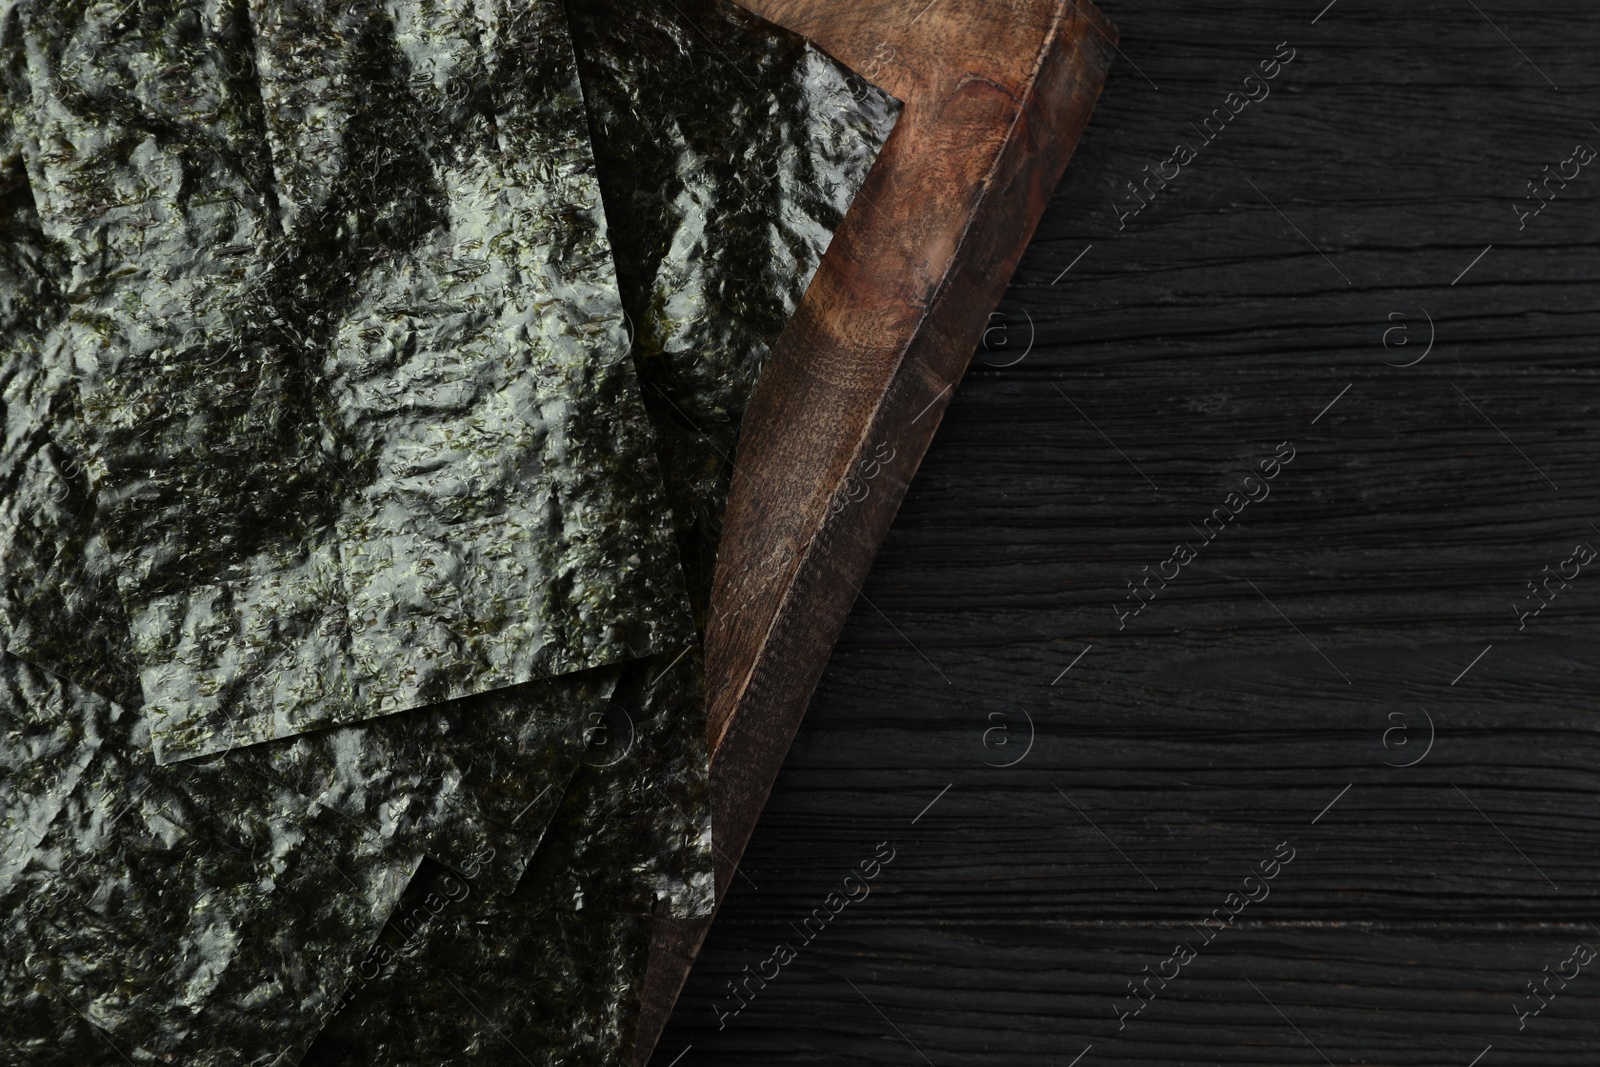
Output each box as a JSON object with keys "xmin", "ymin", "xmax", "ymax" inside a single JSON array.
[{"xmin": 651, "ymin": 1, "xmax": 1600, "ymax": 1063}]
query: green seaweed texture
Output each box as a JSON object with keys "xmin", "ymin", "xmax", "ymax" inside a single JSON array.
[
  {"xmin": 296, "ymin": 2, "xmax": 897, "ymax": 1062},
  {"xmin": 0, "ymin": 0, "xmax": 675, "ymax": 896},
  {"xmin": 0, "ymin": 649, "xmax": 421, "ymax": 1067},
  {"xmin": 0, "ymin": 0, "xmax": 897, "ymax": 1060},
  {"xmin": 571, "ymin": 0, "xmax": 899, "ymax": 617},
  {"xmin": 0, "ymin": 28, "xmax": 140, "ymax": 706},
  {"xmin": 15, "ymin": 0, "xmax": 693, "ymax": 763},
  {"xmin": 301, "ymin": 646, "xmax": 710, "ymax": 1066}
]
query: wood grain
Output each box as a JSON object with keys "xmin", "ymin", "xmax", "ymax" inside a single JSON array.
[
  {"xmin": 649, "ymin": 0, "xmax": 1600, "ymax": 1062},
  {"xmin": 629, "ymin": 0, "xmax": 1117, "ymax": 1060}
]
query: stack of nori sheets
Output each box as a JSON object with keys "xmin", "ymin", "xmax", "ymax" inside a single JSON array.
[{"xmin": 0, "ymin": 0, "xmax": 896, "ymax": 1062}]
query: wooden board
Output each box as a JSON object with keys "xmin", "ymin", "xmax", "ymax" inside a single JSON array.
[
  {"xmin": 631, "ymin": 1, "xmax": 1117, "ymax": 1060},
  {"xmin": 650, "ymin": 1, "xmax": 1600, "ymax": 1061}
]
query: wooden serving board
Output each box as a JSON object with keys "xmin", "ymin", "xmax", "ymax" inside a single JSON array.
[{"xmin": 633, "ymin": 0, "xmax": 1116, "ymax": 1059}]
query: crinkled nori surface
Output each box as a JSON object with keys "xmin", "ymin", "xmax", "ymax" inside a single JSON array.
[
  {"xmin": 299, "ymin": 5, "xmax": 897, "ymax": 1059},
  {"xmin": 14, "ymin": 0, "xmax": 692, "ymax": 763},
  {"xmin": 231, "ymin": 666, "xmax": 620, "ymax": 895},
  {"xmin": 301, "ymin": 858, "xmax": 654, "ymax": 1067},
  {"xmin": 521, "ymin": 645, "xmax": 715, "ymax": 919},
  {"xmin": 569, "ymin": 0, "xmax": 899, "ymax": 616},
  {"xmin": 0, "ymin": 650, "xmax": 420, "ymax": 1067},
  {"xmin": 0, "ymin": 196, "xmax": 620, "ymax": 893},
  {"xmin": 0, "ymin": 0, "xmax": 894, "ymax": 1059},
  {"xmin": 0, "ymin": 654, "xmax": 116, "ymax": 896},
  {"xmin": 0, "ymin": 33, "xmax": 138, "ymax": 706},
  {"xmin": 1, "ymin": 0, "xmax": 679, "ymax": 898},
  {"xmin": 0, "ymin": 374, "xmax": 623, "ymax": 897},
  {"xmin": 301, "ymin": 645, "xmax": 711, "ymax": 1066}
]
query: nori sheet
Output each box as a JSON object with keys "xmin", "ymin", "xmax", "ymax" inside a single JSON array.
[
  {"xmin": 0, "ymin": 26, "xmax": 139, "ymax": 707},
  {"xmin": 519, "ymin": 645, "xmax": 715, "ymax": 919},
  {"xmin": 13, "ymin": 0, "xmax": 693, "ymax": 763},
  {"xmin": 299, "ymin": 4, "xmax": 897, "ymax": 1060},
  {"xmin": 228, "ymin": 665, "xmax": 621, "ymax": 895},
  {"xmin": 300, "ymin": 646, "xmax": 710, "ymax": 1067},
  {"xmin": 1, "ymin": 10, "xmax": 640, "ymax": 892},
  {"xmin": 569, "ymin": 0, "xmax": 900, "ymax": 616},
  {"xmin": 3, "ymin": 43, "xmax": 633, "ymax": 895},
  {"xmin": 302, "ymin": 858, "xmax": 654, "ymax": 1067},
  {"xmin": 0, "ymin": 648, "xmax": 421, "ymax": 1067},
  {"xmin": 0, "ymin": 654, "xmax": 116, "ymax": 897},
  {"xmin": 2, "ymin": 0, "xmax": 895, "ymax": 1058}
]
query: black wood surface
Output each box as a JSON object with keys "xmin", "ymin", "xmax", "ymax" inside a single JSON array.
[{"xmin": 652, "ymin": 1, "xmax": 1600, "ymax": 1063}]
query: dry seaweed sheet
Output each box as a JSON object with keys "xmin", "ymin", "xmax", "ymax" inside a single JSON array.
[
  {"xmin": 300, "ymin": 646, "xmax": 710, "ymax": 1067},
  {"xmin": 0, "ymin": 389, "xmax": 622, "ymax": 896},
  {"xmin": 4, "ymin": 0, "xmax": 893, "ymax": 1059},
  {"xmin": 569, "ymin": 0, "xmax": 900, "ymax": 614},
  {"xmin": 15, "ymin": 0, "xmax": 693, "ymax": 763},
  {"xmin": 299, "ymin": 6, "xmax": 895, "ymax": 1059},
  {"xmin": 0, "ymin": 654, "xmax": 116, "ymax": 896},
  {"xmin": 0, "ymin": 649, "xmax": 421, "ymax": 1067},
  {"xmin": 6, "ymin": 18, "xmax": 707, "ymax": 1067},
  {"xmin": 0, "ymin": 179, "xmax": 619, "ymax": 895},
  {"xmin": 2, "ymin": 10, "xmax": 644, "ymax": 892},
  {"xmin": 229, "ymin": 666, "xmax": 621, "ymax": 894},
  {"xmin": 0, "ymin": 26, "xmax": 138, "ymax": 706},
  {"xmin": 519, "ymin": 645, "xmax": 714, "ymax": 918},
  {"xmin": 301, "ymin": 858, "xmax": 654, "ymax": 1067},
  {"xmin": 1, "ymin": 369, "xmax": 616, "ymax": 899}
]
